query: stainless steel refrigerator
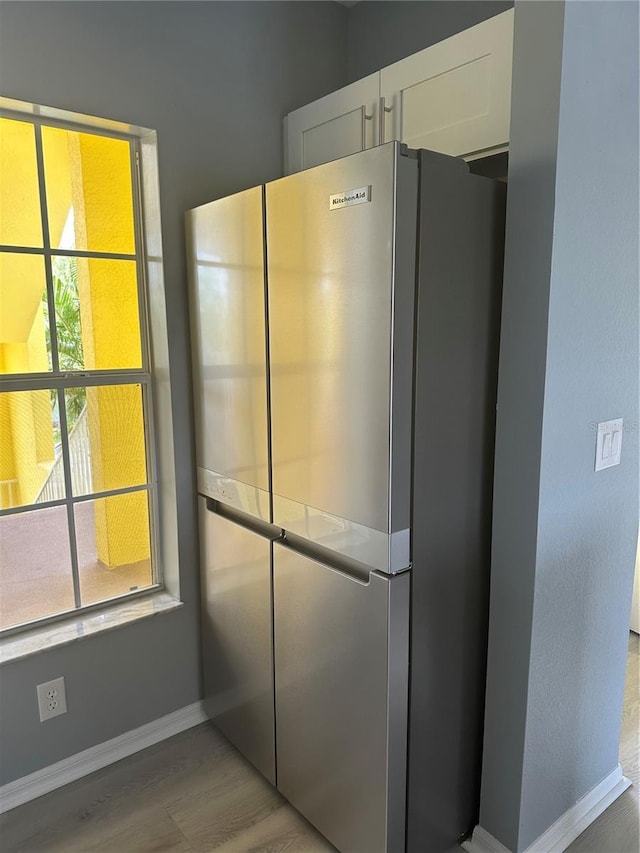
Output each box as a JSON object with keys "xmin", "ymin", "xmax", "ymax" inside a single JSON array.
[{"xmin": 186, "ymin": 142, "xmax": 506, "ymax": 853}]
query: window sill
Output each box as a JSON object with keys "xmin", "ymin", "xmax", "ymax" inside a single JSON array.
[{"xmin": 0, "ymin": 592, "xmax": 183, "ymax": 665}]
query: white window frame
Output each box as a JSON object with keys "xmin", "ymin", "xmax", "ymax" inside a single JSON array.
[{"xmin": 0, "ymin": 97, "xmax": 180, "ymax": 636}]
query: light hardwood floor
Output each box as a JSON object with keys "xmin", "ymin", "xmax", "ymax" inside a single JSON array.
[
  {"xmin": 0, "ymin": 720, "xmax": 336, "ymax": 853},
  {"xmin": 1, "ymin": 634, "xmax": 638, "ymax": 853}
]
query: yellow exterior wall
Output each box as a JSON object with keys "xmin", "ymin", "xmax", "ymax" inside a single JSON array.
[
  {"xmin": 70, "ymin": 132, "xmax": 148, "ymax": 568},
  {"xmin": 0, "ymin": 121, "xmax": 53, "ymax": 509},
  {"xmin": 42, "ymin": 126, "xmax": 74, "ymax": 247},
  {"xmin": 6, "ymin": 389, "xmax": 53, "ymax": 506},
  {"xmin": 0, "ymin": 117, "xmax": 43, "ymax": 247},
  {"xmin": 1, "ymin": 121, "xmax": 150, "ymax": 570},
  {"xmin": 0, "ymin": 391, "xmax": 18, "ymax": 507}
]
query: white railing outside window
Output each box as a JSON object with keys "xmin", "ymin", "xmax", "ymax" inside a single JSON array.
[{"xmin": 36, "ymin": 406, "xmax": 92, "ymax": 504}]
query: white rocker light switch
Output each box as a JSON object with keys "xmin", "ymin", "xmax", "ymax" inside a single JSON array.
[{"xmin": 595, "ymin": 418, "xmax": 623, "ymax": 471}]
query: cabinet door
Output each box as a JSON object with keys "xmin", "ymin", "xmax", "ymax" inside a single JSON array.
[
  {"xmin": 380, "ymin": 9, "xmax": 513, "ymax": 159},
  {"xmin": 274, "ymin": 544, "xmax": 410, "ymax": 852},
  {"xmin": 284, "ymin": 73, "xmax": 380, "ymax": 174},
  {"xmin": 199, "ymin": 498, "xmax": 276, "ymax": 784}
]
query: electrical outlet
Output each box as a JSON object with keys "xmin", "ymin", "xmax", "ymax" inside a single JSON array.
[{"xmin": 36, "ymin": 676, "xmax": 67, "ymax": 722}]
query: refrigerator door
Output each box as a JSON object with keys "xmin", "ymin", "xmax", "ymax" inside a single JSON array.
[
  {"xmin": 266, "ymin": 142, "xmax": 418, "ymax": 573},
  {"xmin": 187, "ymin": 187, "xmax": 270, "ymax": 522},
  {"xmin": 274, "ymin": 542, "xmax": 410, "ymax": 853},
  {"xmin": 199, "ymin": 497, "xmax": 276, "ymax": 784}
]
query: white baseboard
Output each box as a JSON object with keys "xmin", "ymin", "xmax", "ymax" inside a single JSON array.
[
  {"xmin": 463, "ymin": 826, "xmax": 511, "ymax": 853},
  {"xmin": 463, "ymin": 764, "xmax": 631, "ymax": 853},
  {"xmin": 0, "ymin": 701, "xmax": 208, "ymax": 814},
  {"xmin": 525, "ymin": 764, "xmax": 631, "ymax": 852}
]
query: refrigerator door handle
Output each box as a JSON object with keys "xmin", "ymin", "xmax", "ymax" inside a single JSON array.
[
  {"xmin": 206, "ymin": 496, "xmax": 284, "ymax": 542},
  {"xmin": 281, "ymin": 529, "xmax": 382, "ymax": 585}
]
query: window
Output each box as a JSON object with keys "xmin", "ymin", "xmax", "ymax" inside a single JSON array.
[{"xmin": 0, "ymin": 103, "xmax": 173, "ymax": 634}]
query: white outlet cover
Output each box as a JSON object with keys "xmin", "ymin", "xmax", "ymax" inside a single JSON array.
[
  {"xmin": 37, "ymin": 676, "xmax": 67, "ymax": 722},
  {"xmin": 595, "ymin": 418, "xmax": 623, "ymax": 471}
]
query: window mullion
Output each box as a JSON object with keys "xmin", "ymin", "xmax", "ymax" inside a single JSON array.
[
  {"xmin": 33, "ymin": 124, "xmax": 59, "ymax": 373},
  {"xmin": 55, "ymin": 387, "xmax": 82, "ymax": 608},
  {"xmin": 72, "ymin": 483, "xmax": 153, "ymax": 505},
  {"xmin": 0, "ymin": 245, "xmax": 136, "ymax": 262},
  {"xmin": 0, "ymin": 484, "xmax": 153, "ymax": 519},
  {"xmin": 0, "ymin": 372, "xmax": 151, "ymax": 393}
]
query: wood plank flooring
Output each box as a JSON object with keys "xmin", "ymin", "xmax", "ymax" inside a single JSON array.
[
  {"xmin": 0, "ymin": 722, "xmax": 335, "ymax": 853},
  {"xmin": 1, "ymin": 634, "xmax": 637, "ymax": 853}
]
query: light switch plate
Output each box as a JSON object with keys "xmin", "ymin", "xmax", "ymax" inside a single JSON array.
[{"xmin": 595, "ymin": 418, "xmax": 623, "ymax": 471}]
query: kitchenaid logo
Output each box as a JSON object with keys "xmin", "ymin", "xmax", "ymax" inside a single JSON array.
[{"xmin": 329, "ymin": 185, "xmax": 371, "ymax": 210}]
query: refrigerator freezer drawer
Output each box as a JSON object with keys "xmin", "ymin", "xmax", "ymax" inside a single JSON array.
[
  {"xmin": 199, "ymin": 497, "xmax": 276, "ymax": 784},
  {"xmin": 273, "ymin": 543, "xmax": 410, "ymax": 853}
]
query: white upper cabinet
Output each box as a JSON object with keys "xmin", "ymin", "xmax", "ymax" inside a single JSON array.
[
  {"xmin": 284, "ymin": 73, "xmax": 379, "ymax": 174},
  {"xmin": 380, "ymin": 9, "xmax": 514, "ymax": 159},
  {"xmin": 284, "ymin": 9, "xmax": 514, "ymax": 174}
]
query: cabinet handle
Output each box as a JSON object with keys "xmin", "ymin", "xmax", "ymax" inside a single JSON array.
[
  {"xmin": 379, "ymin": 96, "xmax": 392, "ymax": 145},
  {"xmin": 361, "ymin": 105, "xmax": 373, "ymax": 151}
]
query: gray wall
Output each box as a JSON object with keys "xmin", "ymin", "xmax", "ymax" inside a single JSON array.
[
  {"xmin": 0, "ymin": 0, "xmax": 348, "ymax": 786},
  {"xmin": 480, "ymin": 2, "xmax": 639, "ymax": 850},
  {"xmin": 2, "ymin": 12, "xmax": 638, "ymax": 853},
  {"xmin": 347, "ymin": 0, "xmax": 513, "ymax": 82}
]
